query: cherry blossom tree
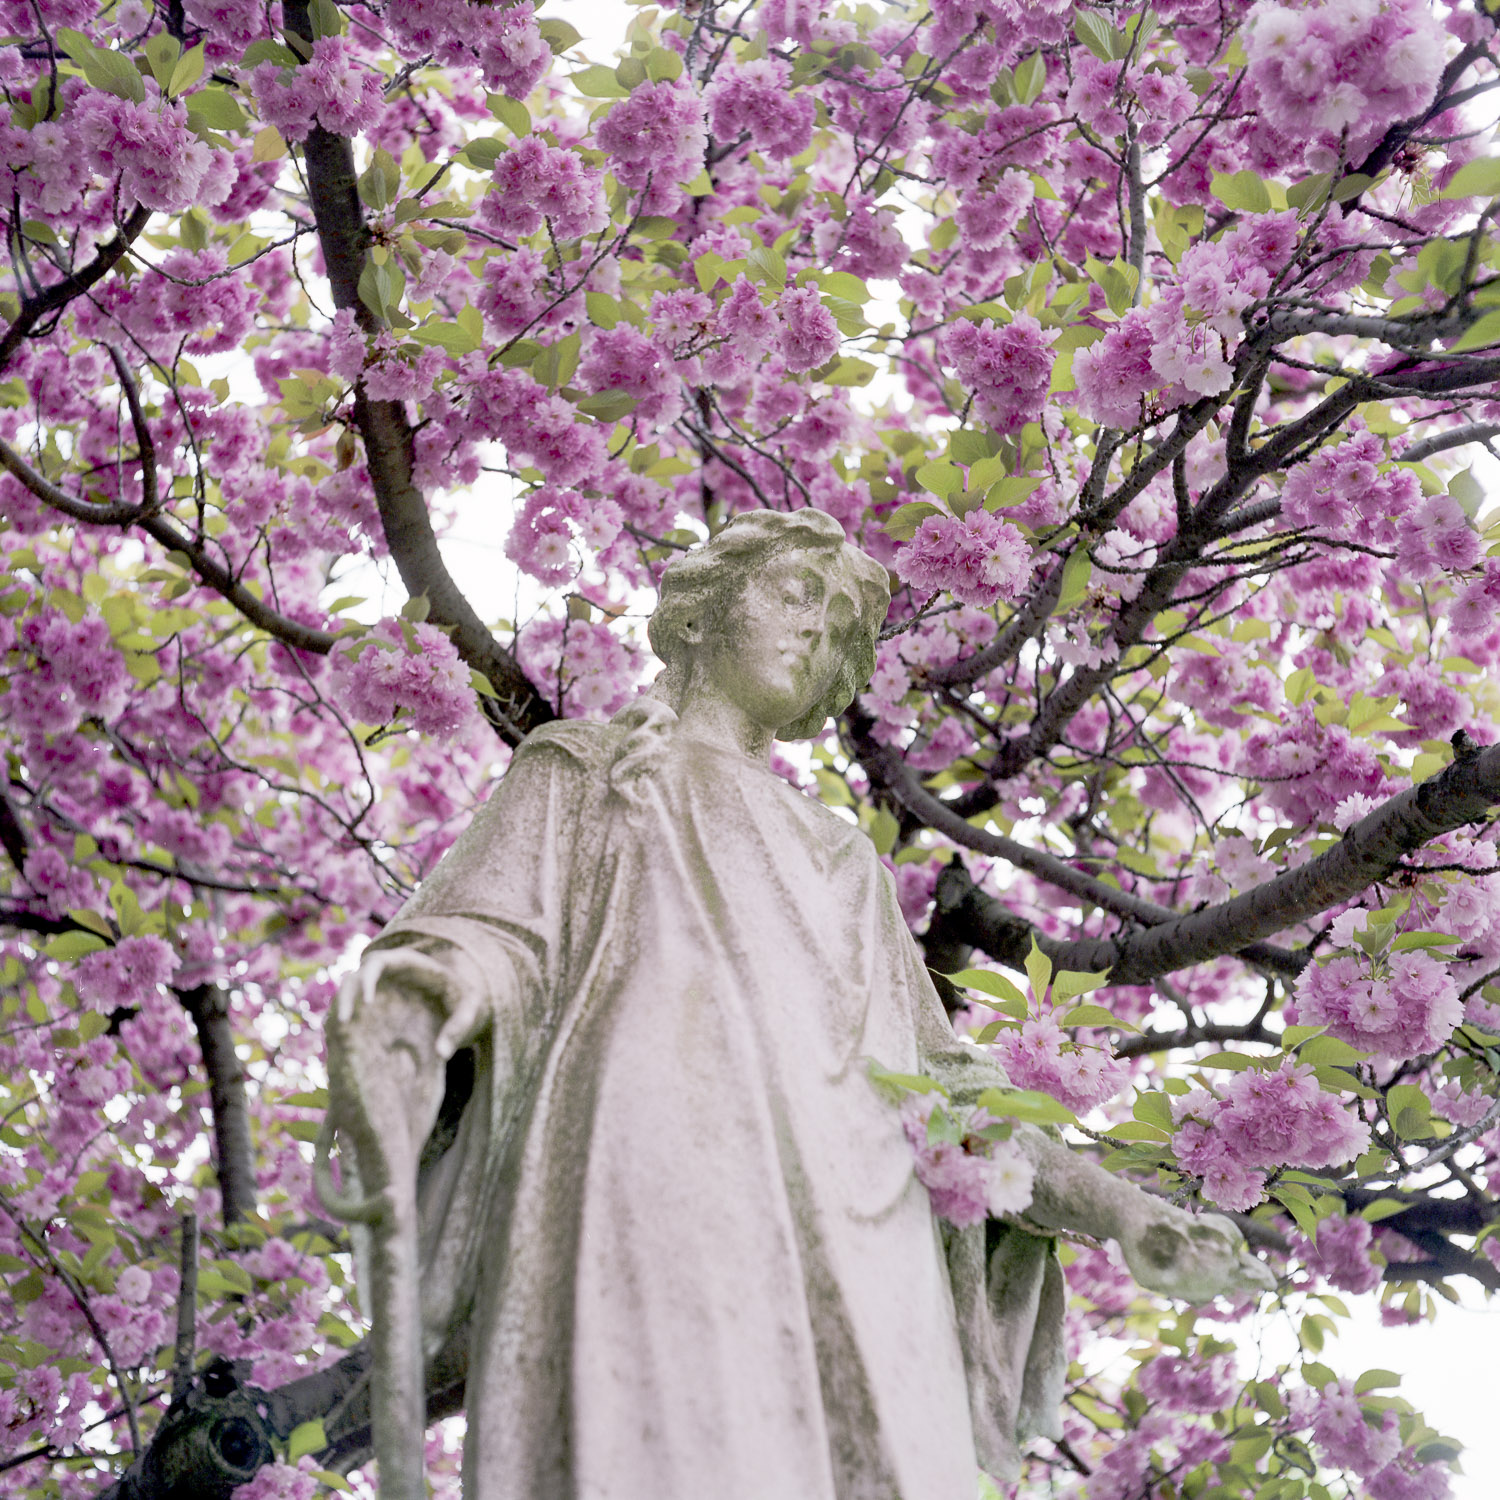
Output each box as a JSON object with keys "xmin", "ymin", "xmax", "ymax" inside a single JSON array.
[{"xmin": 2, "ymin": 0, "xmax": 1500, "ymax": 1496}]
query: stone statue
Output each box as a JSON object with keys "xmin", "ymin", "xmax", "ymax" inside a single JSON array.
[{"xmin": 318, "ymin": 508, "xmax": 1273, "ymax": 1500}]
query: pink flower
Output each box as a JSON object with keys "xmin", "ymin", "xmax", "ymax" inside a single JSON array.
[
  {"xmin": 596, "ymin": 79, "xmax": 707, "ymax": 212},
  {"xmin": 329, "ymin": 619, "xmax": 477, "ymax": 739},
  {"xmin": 484, "ymin": 137, "xmax": 608, "ymax": 241},
  {"xmin": 940, "ymin": 315, "xmax": 1053, "ymax": 434},
  {"xmin": 74, "ymin": 937, "xmax": 178, "ymax": 1013},
  {"xmin": 703, "ymin": 57, "xmax": 815, "ymax": 160},
  {"xmin": 774, "ymin": 286, "xmax": 840, "ymax": 373},
  {"xmin": 894, "ymin": 510, "xmax": 1033, "ymax": 608}
]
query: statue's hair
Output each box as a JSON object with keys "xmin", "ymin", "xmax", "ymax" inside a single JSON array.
[{"xmin": 648, "ymin": 508, "xmax": 891, "ymax": 740}]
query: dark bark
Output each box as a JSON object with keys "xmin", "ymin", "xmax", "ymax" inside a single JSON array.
[
  {"xmin": 176, "ymin": 985, "xmax": 258, "ymax": 1227},
  {"xmin": 0, "ymin": 204, "xmax": 151, "ymax": 375},
  {"xmin": 286, "ymin": 0, "xmax": 551, "ymax": 746}
]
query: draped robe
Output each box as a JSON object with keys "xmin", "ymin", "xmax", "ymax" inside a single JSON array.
[{"xmin": 364, "ymin": 701, "xmax": 1065, "ymax": 1499}]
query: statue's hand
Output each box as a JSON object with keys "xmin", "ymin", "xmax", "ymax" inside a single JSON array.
[
  {"xmin": 327, "ymin": 950, "xmax": 479, "ymax": 1195},
  {"xmin": 1119, "ymin": 1205, "xmax": 1277, "ymax": 1303}
]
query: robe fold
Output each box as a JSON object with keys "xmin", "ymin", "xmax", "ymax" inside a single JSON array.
[{"xmin": 365, "ymin": 701, "xmax": 1064, "ymax": 1499}]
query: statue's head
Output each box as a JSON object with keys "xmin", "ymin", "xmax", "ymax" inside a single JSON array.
[{"xmin": 648, "ymin": 508, "xmax": 891, "ymax": 739}]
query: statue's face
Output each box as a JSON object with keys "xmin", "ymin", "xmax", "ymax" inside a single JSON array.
[{"xmin": 698, "ymin": 549, "xmax": 852, "ymax": 732}]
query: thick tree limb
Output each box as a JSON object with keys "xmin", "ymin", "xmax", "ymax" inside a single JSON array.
[
  {"xmin": 176, "ymin": 985, "xmax": 257, "ymax": 1227},
  {"xmin": 287, "ymin": 0, "xmax": 550, "ymax": 745},
  {"xmin": 0, "ymin": 434, "xmax": 340, "ymax": 653},
  {"xmin": 1029, "ymin": 743, "xmax": 1500, "ymax": 986},
  {"xmin": 0, "ymin": 204, "xmax": 151, "ymax": 375}
]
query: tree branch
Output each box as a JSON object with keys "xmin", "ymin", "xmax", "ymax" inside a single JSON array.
[
  {"xmin": 176, "ymin": 985, "xmax": 257, "ymax": 1227},
  {"xmin": 1028, "ymin": 742, "xmax": 1500, "ymax": 986},
  {"xmin": 286, "ymin": 0, "xmax": 551, "ymax": 745},
  {"xmin": 0, "ymin": 203, "xmax": 152, "ymax": 375}
]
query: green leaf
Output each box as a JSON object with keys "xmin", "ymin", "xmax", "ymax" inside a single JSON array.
[
  {"xmin": 1055, "ymin": 547, "xmax": 1092, "ymax": 612},
  {"xmin": 822, "ymin": 357, "xmax": 877, "ymax": 387},
  {"xmin": 1441, "ymin": 157, "xmax": 1500, "ymax": 201},
  {"xmin": 885, "ymin": 501, "xmax": 943, "ymax": 542},
  {"xmin": 46, "ymin": 931, "xmax": 108, "ymax": 961},
  {"xmin": 532, "ymin": 331, "xmax": 580, "ymax": 390},
  {"xmin": 1024, "ymin": 934, "xmax": 1052, "ymax": 1002},
  {"xmin": 73, "ymin": 1170, "xmax": 108, "ymax": 1196},
  {"xmin": 1387, "ymin": 1083, "xmax": 1431, "ymax": 1139},
  {"xmin": 985, "ymin": 476, "xmax": 1043, "ymax": 509},
  {"xmin": 1448, "ymin": 310, "xmax": 1500, "ymax": 352},
  {"xmin": 1073, "ymin": 11, "xmax": 1117, "ymax": 61},
  {"xmin": 409, "ymin": 320, "xmax": 481, "ymax": 355},
  {"xmin": 310, "ymin": 0, "xmax": 343, "ymax": 38},
  {"xmin": 577, "ymin": 391, "xmax": 639, "ymax": 422},
  {"xmin": 747, "ymin": 245, "xmax": 787, "ymax": 289},
  {"xmin": 537, "ymin": 17, "xmax": 583, "ymax": 53},
  {"xmin": 1052, "ymin": 969, "xmax": 1112, "ymax": 1004},
  {"xmin": 1354, "ymin": 1369, "xmax": 1401, "ymax": 1394},
  {"xmin": 359, "ymin": 148, "xmax": 401, "ymax": 212},
  {"xmin": 915, "ymin": 461, "xmax": 962, "ymax": 500},
  {"xmin": 1211, "ymin": 170, "xmax": 1273, "ymax": 215},
  {"xmin": 1196, "ymin": 1051, "xmax": 1257, "ymax": 1070},
  {"xmin": 572, "ymin": 64, "xmax": 630, "ymax": 98},
  {"xmin": 460, "ymin": 137, "xmax": 505, "ymax": 171},
  {"xmin": 1013, "ymin": 51, "xmax": 1045, "ymax": 105},
  {"xmin": 68, "ymin": 34, "xmax": 147, "ymax": 104},
  {"xmin": 866, "ymin": 1062, "xmax": 947, "ymax": 1100},
  {"xmin": 645, "ymin": 47, "xmax": 683, "ymax": 82},
  {"xmin": 818, "ymin": 271, "xmax": 868, "ymax": 303},
  {"xmin": 142, "ymin": 31, "xmax": 180, "ymax": 88},
  {"xmin": 978, "ymin": 1086, "xmax": 1078, "ymax": 1126},
  {"xmin": 287, "ymin": 1419, "xmax": 327, "ymax": 1463},
  {"xmin": 168, "ymin": 43, "xmax": 206, "ymax": 97},
  {"xmin": 241, "ymin": 39, "xmax": 299, "ymax": 68},
  {"xmin": 1058, "ymin": 1004, "xmax": 1119, "ymax": 1028},
  {"xmin": 487, "ymin": 93, "xmax": 531, "ymax": 136},
  {"xmin": 947, "ymin": 968, "xmax": 1028, "ymax": 1007}
]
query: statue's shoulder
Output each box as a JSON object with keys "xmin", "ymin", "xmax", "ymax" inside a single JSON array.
[{"xmin": 514, "ymin": 717, "xmax": 613, "ymax": 770}]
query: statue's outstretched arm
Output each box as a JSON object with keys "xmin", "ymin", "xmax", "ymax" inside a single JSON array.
[{"xmin": 1014, "ymin": 1125, "xmax": 1276, "ymax": 1302}]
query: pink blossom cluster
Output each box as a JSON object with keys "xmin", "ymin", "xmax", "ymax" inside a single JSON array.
[
  {"xmin": 894, "ymin": 509, "xmax": 1033, "ymax": 608},
  {"xmin": 72, "ymin": 936, "xmax": 177, "ymax": 1013},
  {"xmin": 576, "ymin": 326, "xmax": 683, "ymax": 425},
  {"xmin": 774, "ymin": 285, "xmax": 840, "ymax": 374},
  {"xmin": 1240, "ymin": 701, "xmax": 1390, "ymax": 826},
  {"xmin": 70, "ymin": 90, "xmax": 227, "ymax": 214},
  {"xmin": 1173, "ymin": 1062, "xmax": 1371, "ymax": 1211},
  {"xmin": 940, "ymin": 315, "xmax": 1053, "ymax": 434},
  {"xmin": 80, "ymin": 246, "xmax": 260, "ymax": 360},
  {"xmin": 463, "ymin": 366, "xmax": 608, "ymax": 489},
  {"xmin": 328, "ymin": 618, "xmax": 477, "ymax": 739},
  {"xmin": 505, "ymin": 486, "xmax": 624, "ymax": 587},
  {"xmin": 1281, "ymin": 429, "xmax": 1421, "ymax": 543},
  {"xmin": 8, "ymin": 610, "xmax": 130, "ymax": 737},
  {"xmin": 1309, "ymin": 1379, "xmax": 1402, "ymax": 1476},
  {"xmin": 953, "ymin": 170, "xmax": 1034, "ymax": 251},
  {"xmin": 703, "ymin": 58, "xmax": 815, "ymax": 161},
  {"xmin": 1137, "ymin": 1351, "xmax": 1239, "ymax": 1413},
  {"xmin": 1449, "ymin": 558, "xmax": 1500, "ymax": 641},
  {"xmin": 483, "ymin": 137, "xmax": 608, "ymax": 241},
  {"xmin": 1294, "ymin": 947, "xmax": 1462, "ymax": 1061},
  {"xmin": 988, "ymin": 1013, "xmax": 1128, "ymax": 1116},
  {"xmin": 386, "ymin": 0, "xmax": 550, "ymax": 96},
  {"xmin": 1244, "ymin": 0, "xmax": 1446, "ymax": 163},
  {"xmin": 1295, "ymin": 1211, "xmax": 1382, "ymax": 1294},
  {"xmin": 899, "ymin": 1091, "xmax": 1035, "ymax": 1228},
  {"xmin": 811, "ymin": 197, "xmax": 908, "ymax": 281},
  {"xmin": 1393, "ymin": 493, "xmax": 1482, "ymax": 581},
  {"xmin": 515, "ymin": 616, "xmax": 641, "ymax": 718},
  {"xmin": 252, "ymin": 37, "xmax": 385, "ymax": 141},
  {"xmin": 596, "ymin": 79, "xmax": 708, "ymax": 213}
]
